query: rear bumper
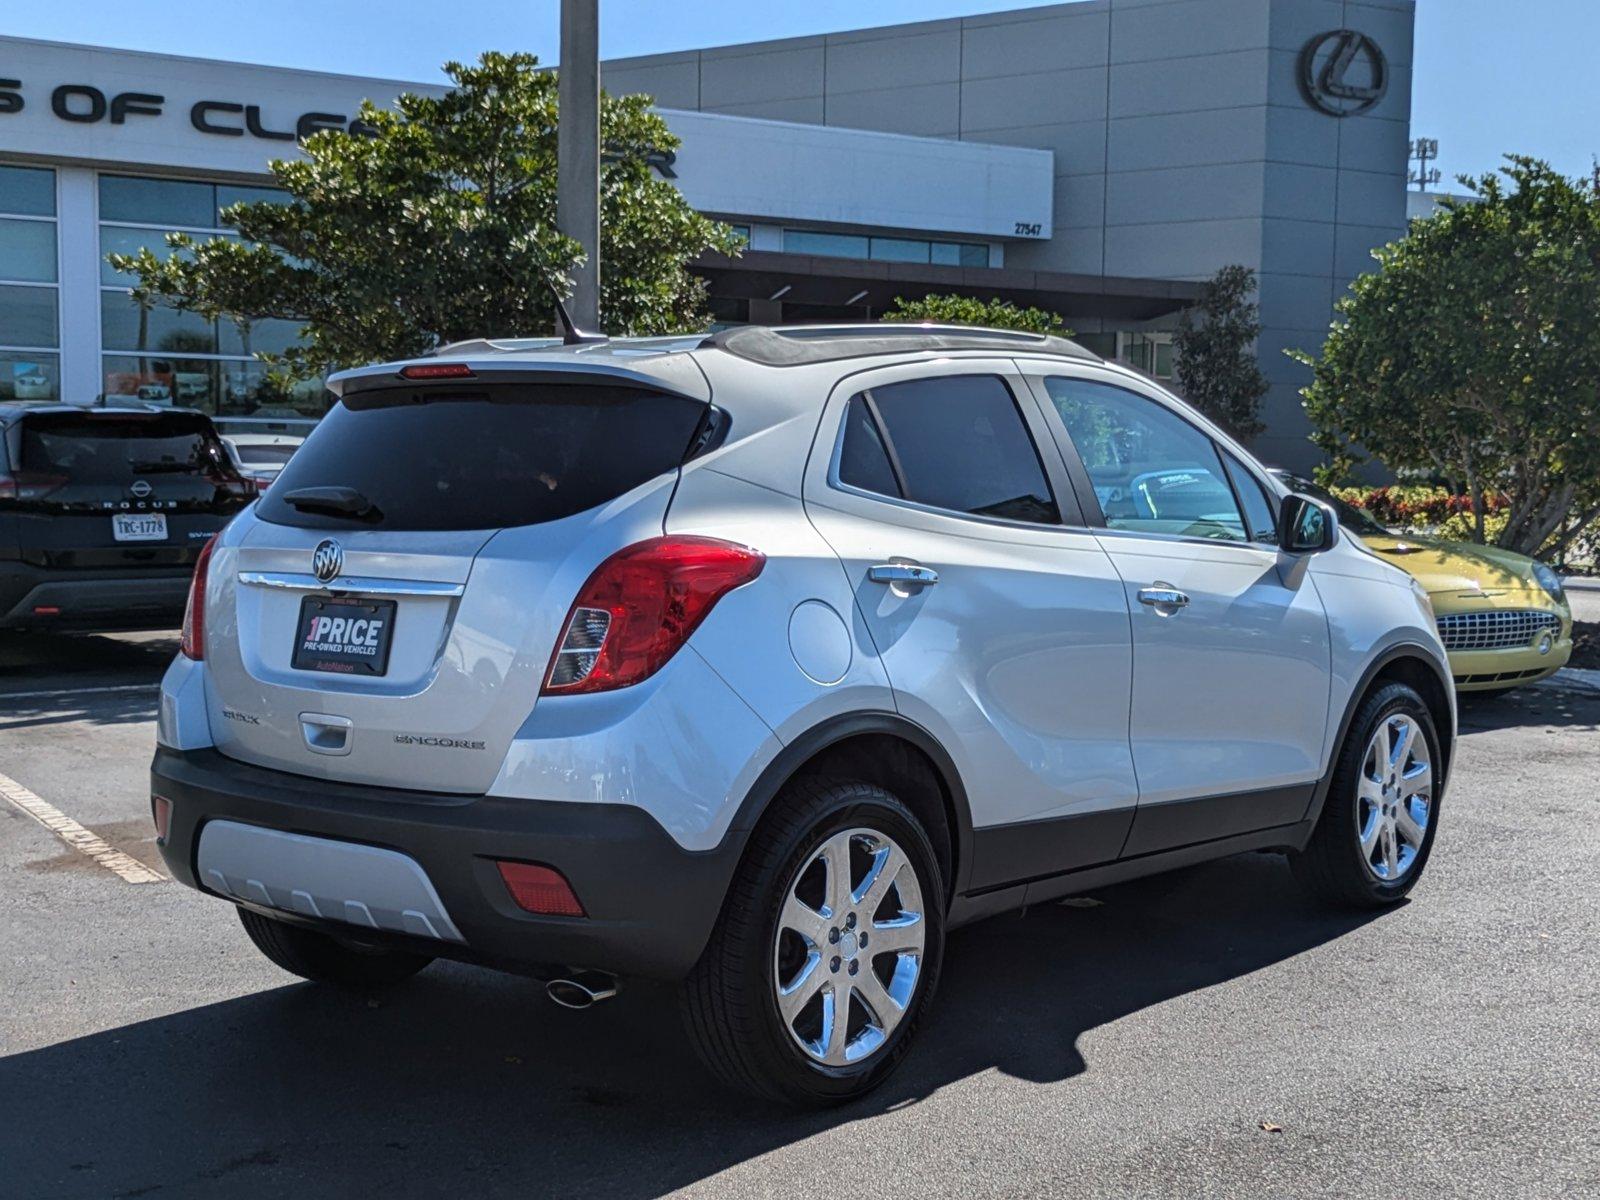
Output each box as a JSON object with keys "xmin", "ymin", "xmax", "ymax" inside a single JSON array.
[
  {"xmin": 151, "ymin": 746, "xmax": 744, "ymax": 980},
  {"xmin": 0, "ymin": 563, "xmax": 192, "ymax": 630}
]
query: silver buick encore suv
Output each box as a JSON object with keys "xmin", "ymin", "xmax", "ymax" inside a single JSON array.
[{"xmin": 153, "ymin": 324, "xmax": 1455, "ymax": 1105}]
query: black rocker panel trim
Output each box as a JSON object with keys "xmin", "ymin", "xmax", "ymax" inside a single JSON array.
[
  {"xmin": 966, "ymin": 808, "xmax": 1133, "ymax": 893},
  {"xmin": 1120, "ymin": 782, "xmax": 1315, "ymax": 858}
]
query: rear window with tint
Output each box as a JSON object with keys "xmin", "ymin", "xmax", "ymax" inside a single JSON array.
[
  {"xmin": 255, "ymin": 383, "xmax": 706, "ymax": 531},
  {"xmin": 19, "ymin": 411, "xmax": 230, "ymax": 482},
  {"xmin": 838, "ymin": 376, "xmax": 1060, "ymax": 525}
]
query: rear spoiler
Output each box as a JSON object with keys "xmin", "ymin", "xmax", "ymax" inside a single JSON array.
[{"xmin": 328, "ymin": 355, "xmax": 712, "ymax": 405}]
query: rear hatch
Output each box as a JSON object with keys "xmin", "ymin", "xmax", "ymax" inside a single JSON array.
[
  {"xmin": 206, "ymin": 372, "xmax": 709, "ymax": 793},
  {"xmin": 0, "ymin": 409, "xmax": 251, "ymax": 570}
]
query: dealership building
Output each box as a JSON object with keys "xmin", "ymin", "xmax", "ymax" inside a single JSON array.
[{"xmin": 0, "ymin": 0, "xmax": 1414, "ymax": 469}]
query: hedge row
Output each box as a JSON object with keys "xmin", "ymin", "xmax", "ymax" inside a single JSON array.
[
  {"xmin": 1329, "ymin": 486, "xmax": 1511, "ymax": 543},
  {"xmin": 1330, "ymin": 486, "xmax": 1508, "ymax": 525}
]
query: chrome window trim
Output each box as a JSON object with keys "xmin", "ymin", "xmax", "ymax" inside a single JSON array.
[
  {"xmin": 1088, "ymin": 522, "xmax": 1278, "ymax": 555},
  {"xmin": 237, "ymin": 571, "xmax": 465, "ymax": 598}
]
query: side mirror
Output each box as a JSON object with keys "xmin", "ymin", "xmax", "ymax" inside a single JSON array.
[{"xmin": 1277, "ymin": 493, "xmax": 1338, "ymax": 554}]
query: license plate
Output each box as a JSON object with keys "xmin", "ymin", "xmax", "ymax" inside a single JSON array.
[
  {"xmin": 292, "ymin": 596, "xmax": 397, "ymax": 676},
  {"xmin": 112, "ymin": 513, "xmax": 168, "ymax": 542}
]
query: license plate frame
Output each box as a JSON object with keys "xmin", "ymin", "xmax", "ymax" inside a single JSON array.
[
  {"xmin": 291, "ymin": 595, "xmax": 397, "ymax": 676},
  {"xmin": 112, "ymin": 512, "xmax": 168, "ymax": 542}
]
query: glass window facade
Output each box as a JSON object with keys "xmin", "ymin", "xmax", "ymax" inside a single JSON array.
[
  {"xmin": 0, "ymin": 165, "xmax": 58, "ymax": 402},
  {"xmin": 784, "ymin": 230, "xmax": 870, "ymax": 259},
  {"xmin": 0, "ymin": 165, "xmax": 56, "ymax": 217},
  {"xmin": 783, "ymin": 228, "xmax": 991, "ymax": 268},
  {"xmin": 99, "ymin": 175, "xmax": 217, "ymax": 229},
  {"xmin": 97, "ymin": 174, "xmax": 317, "ymax": 421},
  {"xmin": 1120, "ymin": 331, "xmax": 1175, "ymax": 381},
  {"xmin": 0, "ymin": 219, "xmax": 57, "ymax": 283}
]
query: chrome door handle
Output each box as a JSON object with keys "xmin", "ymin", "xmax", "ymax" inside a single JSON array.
[
  {"xmin": 1137, "ymin": 584, "xmax": 1190, "ymax": 608},
  {"xmin": 868, "ymin": 563, "xmax": 939, "ymax": 586}
]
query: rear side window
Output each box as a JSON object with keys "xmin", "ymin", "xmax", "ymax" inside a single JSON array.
[
  {"xmin": 18, "ymin": 412, "xmax": 231, "ymax": 483},
  {"xmin": 256, "ymin": 383, "xmax": 705, "ymax": 531},
  {"xmin": 837, "ymin": 376, "xmax": 1060, "ymax": 525}
]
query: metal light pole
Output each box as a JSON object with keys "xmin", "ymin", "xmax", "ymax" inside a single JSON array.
[{"xmin": 557, "ymin": 0, "xmax": 601, "ymax": 328}]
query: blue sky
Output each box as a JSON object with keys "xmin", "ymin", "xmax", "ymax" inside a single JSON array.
[{"xmin": 8, "ymin": 0, "xmax": 1597, "ymax": 184}]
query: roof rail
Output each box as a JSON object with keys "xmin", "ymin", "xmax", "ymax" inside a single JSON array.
[{"xmin": 701, "ymin": 322, "xmax": 1099, "ymax": 367}]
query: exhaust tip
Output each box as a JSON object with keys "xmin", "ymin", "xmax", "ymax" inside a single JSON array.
[{"xmin": 545, "ymin": 975, "xmax": 617, "ymax": 1010}]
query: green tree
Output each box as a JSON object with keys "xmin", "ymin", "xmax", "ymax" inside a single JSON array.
[
  {"xmin": 883, "ymin": 293, "xmax": 1071, "ymax": 336},
  {"xmin": 1172, "ymin": 264, "xmax": 1269, "ymax": 442},
  {"xmin": 1296, "ymin": 157, "xmax": 1600, "ymax": 556},
  {"xmin": 110, "ymin": 52, "xmax": 741, "ymax": 382}
]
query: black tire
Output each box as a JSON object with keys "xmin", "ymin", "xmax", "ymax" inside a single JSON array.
[
  {"xmin": 681, "ymin": 778, "xmax": 945, "ymax": 1106},
  {"xmin": 1292, "ymin": 681, "xmax": 1443, "ymax": 908},
  {"xmin": 237, "ymin": 906, "xmax": 433, "ymax": 988}
]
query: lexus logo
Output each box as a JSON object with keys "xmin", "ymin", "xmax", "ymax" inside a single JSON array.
[
  {"xmin": 1300, "ymin": 29, "xmax": 1388, "ymax": 117},
  {"xmin": 130, "ymin": 479, "xmax": 152, "ymax": 499},
  {"xmin": 311, "ymin": 539, "xmax": 344, "ymax": 584}
]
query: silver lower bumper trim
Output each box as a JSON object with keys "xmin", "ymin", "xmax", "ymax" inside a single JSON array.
[{"xmin": 196, "ymin": 819, "xmax": 464, "ymax": 942}]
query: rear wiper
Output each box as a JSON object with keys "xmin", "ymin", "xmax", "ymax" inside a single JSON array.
[
  {"xmin": 281, "ymin": 486, "xmax": 383, "ymax": 521},
  {"xmin": 130, "ymin": 461, "xmax": 202, "ymax": 474}
]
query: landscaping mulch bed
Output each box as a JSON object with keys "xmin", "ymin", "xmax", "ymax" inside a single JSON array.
[{"xmin": 1570, "ymin": 621, "xmax": 1600, "ymax": 670}]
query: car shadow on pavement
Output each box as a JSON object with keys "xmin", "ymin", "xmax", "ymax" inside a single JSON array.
[
  {"xmin": 0, "ymin": 852, "xmax": 1387, "ymax": 1200},
  {"xmin": 0, "ymin": 630, "xmax": 178, "ymax": 683},
  {"xmin": 0, "ymin": 689, "xmax": 158, "ymax": 732},
  {"xmin": 1456, "ymin": 685, "xmax": 1600, "ymax": 736}
]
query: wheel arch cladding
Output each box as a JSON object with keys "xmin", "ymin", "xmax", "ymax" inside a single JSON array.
[
  {"xmin": 729, "ymin": 713, "xmax": 972, "ymax": 907},
  {"xmin": 1310, "ymin": 644, "xmax": 1454, "ymax": 827},
  {"xmin": 1367, "ymin": 651, "xmax": 1454, "ymax": 782}
]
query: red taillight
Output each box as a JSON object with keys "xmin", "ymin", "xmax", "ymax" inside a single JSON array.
[
  {"xmin": 496, "ymin": 861, "xmax": 585, "ymax": 917},
  {"xmin": 152, "ymin": 795, "xmax": 172, "ymax": 843},
  {"xmin": 181, "ymin": 535, "xmax": 218, "ymax": 660},
  {"xmin": 399, "ymin": 362, "xmax": 475, "ymax": 380},
  {"xmin": 0, "ymin": 471, "xmax": 68, "ymax": 501},
  {"xmin": 541, "ymin": 536, "xmax": 765, "ymax": 696}
]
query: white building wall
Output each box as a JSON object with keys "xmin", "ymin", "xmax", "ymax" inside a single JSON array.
[{"xmin": 55, "ymin": 167, "xmax": 101, "ymax": 402}]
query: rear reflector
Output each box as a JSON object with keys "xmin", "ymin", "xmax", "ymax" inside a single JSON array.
[
  {"xmin": 32, "ymin": 605, "xmax": 60, "ymax": 616},
  {"xmin": 152, "ymin": 795, "xmax": 172, "ymax": 843},
  {"xmin": 399, "ymin": 362, "xmax": 475, "ymax": 380},
  {"xmin": 496, "ymin": 861, "xmax": 585, "ymax": 917}
]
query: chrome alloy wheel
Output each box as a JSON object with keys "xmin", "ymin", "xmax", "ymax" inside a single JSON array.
[
  {"xmin": 771, "ymin": 827, "xmax": 926, "ymax": 1067},
  {"xmin": 1357, "ymin": 713, "xmax": 1433, "ymax": 881}
]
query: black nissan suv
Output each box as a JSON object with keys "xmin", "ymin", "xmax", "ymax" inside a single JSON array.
[{"xmin": 0, "ymin": 404, "xmax": 253, "ymax": 631}]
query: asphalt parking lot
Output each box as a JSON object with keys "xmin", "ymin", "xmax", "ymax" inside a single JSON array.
[{"xmin": 2, "ymin": 629, "xmax": 1597, "ymax": 1199}]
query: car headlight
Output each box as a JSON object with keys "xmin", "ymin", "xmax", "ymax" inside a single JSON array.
[{"xmin": 1532, "ymin": 562, "xmax": 1568, "ymax": 610}]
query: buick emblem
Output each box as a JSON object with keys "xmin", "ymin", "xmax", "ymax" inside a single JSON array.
[
  {"xmin": 1300, "ymin": 29, "xmax": 1388, "ymax": 117},
  {"xmin": 130, "ymin": 479, "xmax": 152, "ymax": 499},
  {"xmin": 311, "ymin": 539, "xmax": 344, "ymax": 584}
]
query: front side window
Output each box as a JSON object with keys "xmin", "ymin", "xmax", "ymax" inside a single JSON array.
[
  {"xmin": 837, "ymin": 375, "xmax": 1060, "ymax": 526},
  {"xmin": 1222, "ymin": 451, "xmax": 1278, "ymax": 543},
  {"xmin": 1044, "ymin": 376, "xmax": 1247, "ymax": 542}
]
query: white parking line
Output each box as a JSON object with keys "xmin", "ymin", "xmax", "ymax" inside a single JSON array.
[{"xmin": 0, "ymin": 771, "xmax": 165, "ymax": 884}]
